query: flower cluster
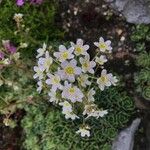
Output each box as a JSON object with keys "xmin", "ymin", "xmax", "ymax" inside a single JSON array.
[
  {"xmin": 34, "ymin": 37, "xmax": 118, "ymax": 137},
  {"xmin": 16, "ymin": 0, "xmax": 44, "ymax": 6},
  {"xmin": 0, "ymin": 40, "xmax": 19, "ymax": 68}
]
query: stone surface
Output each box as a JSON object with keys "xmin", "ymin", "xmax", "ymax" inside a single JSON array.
[
  {"xmin": 104, "ymin": 0, "xmax": 150, "ymax": 24},
  {"xmin": 112, "ymin": 118, "xmax": 141, "ymax": 150}
]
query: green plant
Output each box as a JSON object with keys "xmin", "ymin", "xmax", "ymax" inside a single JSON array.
[
  {"xmin": 22, "ymin": 86, "xmax": 135, "ymax": 150},
  {"xmin": 131, "ymin": 25, "xmax": 150, "ymax": 52},
  {"xmin": 0, "ymin": 0, "xmax": 62, "ymax": 128},
  {"xmin": 134, "ymin": 51, "xmax": 150, "ymax": 100}
]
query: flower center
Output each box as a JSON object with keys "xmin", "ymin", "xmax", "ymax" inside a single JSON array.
[
  {"xmin": 53, "ymin": 77, "xmax": 60, "ymax": 84},
  {"xmin": 75, "ymin": 46, "xmax": 82, "ymax": 53},
  {"xmin": 83, "ymin": 62, "xmax": 89, "ymax": 68},
  {"xmin": 99, "ymin": 43, "xmax": 106, "ymax": 49},
  {"xmin": 100, "ymin": 75, "xmax": 108, "ymax": 83},
  {"xmin": 62, "ymin": 52, "xmax": 68, "ymax": 59},
  {"xmin": 65, "ymin": 66, "xmax": 74, "ymax": 75},
  {"xmin": 69, "ymin": 87, "xmax": 75, "ymax": 93}
]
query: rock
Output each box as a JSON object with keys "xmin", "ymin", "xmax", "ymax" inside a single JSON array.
[
  {"xmin": 104, "ymin": 0, "xmax": 150, "ymax": 24},
  {"xmin": 112, "ymin": 118, "xmax": 141, "ymax": 150}
]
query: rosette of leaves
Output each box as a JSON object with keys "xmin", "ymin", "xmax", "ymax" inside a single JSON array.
[
  {"xmin": 134, "ymin": 51, "xmax": 150, "ymax": 100},
  {"xmin": 131, "ymin": 25, "xmax": 150, "ymax": 52},
  {"xmin": 21, "ymin": 86, "xmax": 135, "ymax": 150}
]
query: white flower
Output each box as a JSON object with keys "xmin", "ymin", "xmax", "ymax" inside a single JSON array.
[
  {"xmin": 97, "ymin": 69, "xmax": 112, "ymax": 91},
  {"xmin": 53, "ymin": 45, "xmax": 74, "ymax": 62},
  {"xmin": 48, "ymin": 90, "xmax": 59, "ymax": 103},
  {"xmin": 79, "ymin": 55, "xmax": 96, "ymax": 74},
  {"xmin": 46, "ymin": 74, "xmax": 62, "ymax": 91},
  {"xmin": 13, "ymin": 13, "xmax": 23, "ymax": 22},
  {"xmin": 94, "ymin": 37, "xmax": 112, "ymax": 53},
  {"xmin": 37, "ymin": 80, "xmax": 43, "ymax": 93},
  {"xmin": 59, "ymin": 101, "xmax": 79, "ymax": 120},
  {"xmin": 59, "ymin": 101, "xmax": 73, "ymax": 113},
  {"xmin": 83, "ymin": 104, "xmax": 108, "ymax": 119},
  {"xmin": 95, "ymin": 55, "xmax": 107, "ymax": 65},
  {"xmin": 78, "ymin": 74, "xmax": 91, "ymax": 87},
  {"xmin": 38, "ymin": 51, "xmax": 53, "ymax": 72},
  {"xmin": 33, "ymin": 65, "xmax": 44, "ymax": 80},
  {"xmin": 64, "ymin": 112, "xmax": 79, "ymax": 120},
  {"xmin": 71, "ymin": 39, "xmax": 89, "ymax": 56},
  {"xmin": 62, "ymin": 81, "xmax": 84, "ymax": 103},
  {"xmin": 20, "ymin": 42, "xmax": 28, "ymax": 48},
  {"xmin": 57, "ymin": 59, "xmax": 82, "ymax": 82},
  {"xmin": 108, "ymin": 74, "xmax": 118, "ymax": 86},
  {"xmin": 3, "ymin": 58, "xmax": 10, "ymax": 65},
  {"xmin": 87, "ymin": 88, "xmax": 95, "ymax": 102},
  {"xmin": 76, "ymin": 125, "xmax": 90, "ymax": 137},
  {"xmin": 36, "ymin": 43, "xmax": 47, "ymax": 58}
]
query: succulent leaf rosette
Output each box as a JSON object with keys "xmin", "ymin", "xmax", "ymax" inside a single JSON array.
[{"xmin": 33, "ymin": 37, "xmax": 118, "ymax": 137}]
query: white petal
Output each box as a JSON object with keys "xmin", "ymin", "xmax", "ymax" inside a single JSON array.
[
  {"xmin": 101, "ymin": 69, "xmax": 107, "ymax": 76},
  {"xmin": 75, "ymin": 67, "xmax": 82, "ymax": 75},
  {"xmin": 94, "ymin": 42, "xmax": 99, "ymax": 47},
  {"xmin": 53, "ymin": 52, "xmax": 60, "ymax": 58},
  {"xmin": 70, "ymin": 59, "xmax": 77, "ymax": 66},
  {"xmin": 99, "ymin": 37, "xmax": 104, "ymax": 42},
  {"xmin": 105, "ymin": 40, "xmax": 111, "ymax": 45},
  {"xmin": 77, "ymin": 39, "xmax": 83, "ymax": 46},
  {"xmin": 59, "ymin": 45, "xmax": 66, "ymax": 52},
  {"xmin": 83, "ymin": 45, "xmax": 89, "ymax": 51},
  {"xmin": 70, "ymin": 42, "xmax": 75, "ymax": 47},
  {"xmin": 61, "ymin": 61, "xmax": 68, "ymax": 68}
]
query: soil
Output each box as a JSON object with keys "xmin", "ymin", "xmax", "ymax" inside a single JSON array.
[{"xmin": 1, "ymin": 0, "xmax": 149, "ymax": 149}]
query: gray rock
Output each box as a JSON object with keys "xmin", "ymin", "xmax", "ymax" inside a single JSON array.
[
  {"xmin": 112, "ymin": 118, "xmax": 141, "ymax": 150},
  {"xmin": 104, "ymin": 0, "xmax": 150, "ymax": 24}
]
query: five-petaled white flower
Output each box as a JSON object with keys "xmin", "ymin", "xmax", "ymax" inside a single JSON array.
[
  {"xmin": 57, "ymin": 59, "xmax": 82, "ymax": 82},
  {"xmin": 59, "ymin": 101, "xmax": 79, "ymax": 120},
  {"xmin": 87, "ymin": 88, "xmax": 95, "ymax": 102},
  {"xmin": 95, "ymin": 55, "xmax": 107, "ymax": 65},
  {"xmin": 62, "ymin": 82, "xmax": 84, "ymax": 103},
  {"xmin": 79, "ymin": 55, "xmax": 96, "ymax": 74},
  {"xmin": 54, "ymin": 45, "xmax": 74, "ymax": 62},
  {"xmin": 48, "ymin": 90, "xmax": 59, "ymax": 103},
  {"xmin": 33, "ymin": 65, "xmax": 44, "ymax": 80},
  {"xmin": 71, "ymin": 39, "xmax": 89, "ymax": 56},
  {"xmin": 76, "ymin": 125, "xmax": 90, "ymax": 137},
  {"xmin": 97, "ymin": 69, "xmax": 112, "ymax": 91},
  {"xmin": 94, "ymin": 37, "xmax": 112, "ymax": 53},
  {"xmin": 83, "ymin": 104, "xmax": 108, "ymax": 119},
  {"xmin": 38, "ymin": 51, "xmax": 53, "ymax": 72},
  {"xmin": 46, "ymin": 73, "xmax": 62, "ymax": 91},
  {"xmin": 78, "ymin": 74, "xmax": 91, "ymax": 87},
  {"xmin": 36, "ymin": 43, "xmax": 47, "ymax": 58}
]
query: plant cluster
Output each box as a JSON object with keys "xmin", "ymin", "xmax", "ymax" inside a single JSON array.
[
  {"xmin": 131, "ymin": 25, "xmax": 150, "ymax": 100},
  {"xmin": 22, "ymin": 86, "xmax": 135, "ymax": 150},
  {"xmin": 131, "ymin": 25, "xmax": 150, "ymax": 52},
  {"xmin": 134, "ymin": 51, "xmax": 150, "ymax": 100},
  {"xmin": 0, "ymin": 0, "xmax": 60, "ymax": 128},
  {"xmin": 33, "ymin": 37, "xmax": 119, "ymax": 137}
]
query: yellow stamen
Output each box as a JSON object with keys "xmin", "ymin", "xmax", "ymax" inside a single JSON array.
[
  {"xmin": 62, "ymin": 52, "xmax": 68, "ymax": 59},
  {"xmin": 99, "ymin": 75, "xmax": 108, "ymax": 83},
  {"xmin": 75, "ymin": 46, "xmax": 83, "ymax": 53},
  {"xmin": 65, "ymin": 66, "xmax": 74, "ymax": 74},
  {"xmin": 99, "ymin": 43, "xmax": 106, "ymax": 49},
  {"xmin": 69, "ymin": 87, "xmax": 75, "ymax": 93}
]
